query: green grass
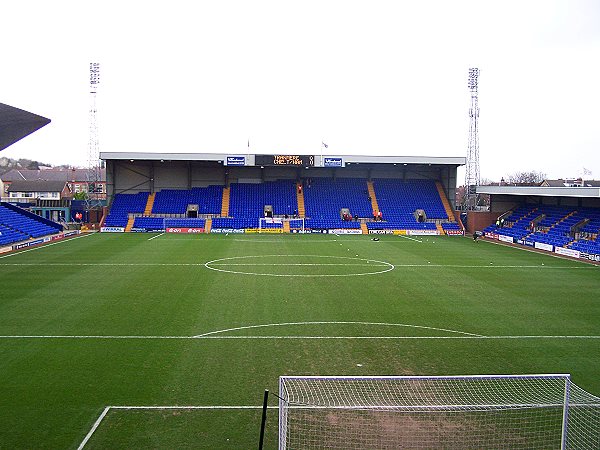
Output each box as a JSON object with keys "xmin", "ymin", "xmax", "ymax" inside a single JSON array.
[{"xmin": 0, "ymin": 233, "xmax": 599, "ymax": 448}]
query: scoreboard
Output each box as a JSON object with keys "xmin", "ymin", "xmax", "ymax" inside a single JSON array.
[{"xmin": 255, "ymin": 155, "xmax": 315, "ymax": 167}]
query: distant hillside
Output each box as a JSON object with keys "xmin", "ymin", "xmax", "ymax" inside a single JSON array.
[{"xmin": 0, "ymin": 157, "xmax": 68, "ymax": 175}]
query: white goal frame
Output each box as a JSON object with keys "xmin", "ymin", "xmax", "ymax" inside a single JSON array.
[
  {"xmin": 258, "ymin": 217, "xmax": 304, "ymax": 233},
  {"xmin": 278, "ymin": 374, "xmax": 600, "ymax": 450}
]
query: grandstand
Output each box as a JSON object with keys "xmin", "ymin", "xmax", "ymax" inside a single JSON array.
[
  {"xmin": 477, "ymin": 185, "xmax": 600, "ymax": 261},
  {"xmin": 99, "ymin": 153, "xmax": 465, "ymax": 236},
  {"xmin": 0, "ymin": 203, "xmax": 62, "ymax": 246}
]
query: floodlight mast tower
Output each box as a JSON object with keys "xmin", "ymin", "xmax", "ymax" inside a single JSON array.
[
  {"xmin": 463, "ymin": 68, "xmax": 480, "ymax": 211},
  {"xmin": 86, "ymin": 62, "xmax": 101, "ymax": 219}
]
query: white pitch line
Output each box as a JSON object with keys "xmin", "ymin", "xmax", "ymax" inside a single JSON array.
[
  {"xmin": 77, "ymin": 406, "xmax": 110, "ymax": 450},
  {"xmin": 209, "ymin": 263, "xmax": 389, "ymax": 266},
  {"xmin": 0, "ymin": 233, "xmax": 94, "ymax": 259},
  {"xmin": 147, "ymin": 232, "xmax": 164, "ymax": 241},
  {"xmin": 193, "ymin": 320, "xmax": 483, "ymax": 338},
  {"xmin": 111, "ymin": 405, "xmax": 278, "ymax": 410},
  {"xmin": 396, "ymin": 234, "xmax": 423, "ymax": 243},
  {"xmin": 1, "ymin": 335, "xmax": 600, "ymax": 340}
]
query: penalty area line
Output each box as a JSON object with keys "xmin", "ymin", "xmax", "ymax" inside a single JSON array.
[
  {"xmin": 78, "ymin": 405, "xmax": 277, "ymax": 449},
  {"xmin": 147, "ymin": 232, "xmax": 164, "ymax": 241}
]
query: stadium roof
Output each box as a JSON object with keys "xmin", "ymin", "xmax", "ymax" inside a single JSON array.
[
  {"xmin": 99, "ymin": 152, "xmax": 465, "ymax": 167},
  {"xmin": 0, "ymin": 103, "xmax": 51, "ymax": 151},
  {"xmin": 476, "ymin": 185, "xmax": 600, "ymax": 198}
]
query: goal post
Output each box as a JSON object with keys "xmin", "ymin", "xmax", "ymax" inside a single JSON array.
[
  {"xmin": 258, "ymin": 217, "xmax": 305, "ymax": 233},
  {"xmin": 278, "ymin": 374, "xmax": 600, "ymax": 449}
]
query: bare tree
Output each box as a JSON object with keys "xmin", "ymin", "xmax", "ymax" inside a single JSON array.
[{"xmin": 505, "ymin": 171, "xmax": 547, "ymax": 186}]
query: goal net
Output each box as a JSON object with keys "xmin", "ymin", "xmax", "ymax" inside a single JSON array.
[
  {"xmin": 258, "ymin": 217, "xmax": 305, "ymax": 233},
  {"xmin": 278, "ymin": 375, "xmax": 600, "ymax": 449}
]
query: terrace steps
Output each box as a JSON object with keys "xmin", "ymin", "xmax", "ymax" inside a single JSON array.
[
  {"xmin": 205, "ymin": 218, "xmax": 212, "ymax": 233},
  {"xmin": 436, "ymin": 223, "xmax": 444, "ymax": 235},
  {"xmin": 221, "ymin": 187, "xmax": 230, "ymax": 217},
  {"xmin": 144, "ymin": 193, "xmax": 156, "ymax": 215},
  {"xmin": 367, "ymin": 181, "xmax": 379, "ymax": 213},
  {"xmin": 125, "ymin": 216, "xmax": 135, "ymax": 232},
  {"xmin": 435, "ymin": 182, "xmax": 455, "ymax": 221},
  {"xmin": 283, "ymin": 221, "xmax": 290, "ymax": 233},
  {"xmin": 296, "ymin": 183, "xmax": 305, "ymax": 217},
  {"xmin": 360, "ymin": 222, "xmax": 368, "ymax": 234}
]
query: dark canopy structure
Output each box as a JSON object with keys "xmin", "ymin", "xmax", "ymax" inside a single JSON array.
[{"xmin": 0, "ymin": 103, "xmax": 51, "ymax": 151}]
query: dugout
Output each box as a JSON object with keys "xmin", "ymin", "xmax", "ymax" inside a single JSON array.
[{"xmin": 100, "ymin": 152, "xmax": 465, "ymax": 210}]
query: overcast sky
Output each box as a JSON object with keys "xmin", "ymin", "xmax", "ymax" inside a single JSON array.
[{"xmin": 1, "ymin": 0, "xmax": 599, "ymax": 182}]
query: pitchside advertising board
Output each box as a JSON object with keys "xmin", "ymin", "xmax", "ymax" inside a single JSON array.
[
  {"xmin": 166, "ymin": 227, "xmax": 204, "ymax": 233},
  {"xmin": 101, "ymin": 227, "xmax": 125, "ymax": 233}
]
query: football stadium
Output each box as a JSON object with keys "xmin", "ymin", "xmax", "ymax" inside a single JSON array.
[{"xmin": 1, "ymin": 139, "xmax": 600, "ymax": 448}]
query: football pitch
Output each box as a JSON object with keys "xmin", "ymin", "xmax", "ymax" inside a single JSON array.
[{"xmin": 0, "ymin": 232, "xmax": 599, "ymax": 449}]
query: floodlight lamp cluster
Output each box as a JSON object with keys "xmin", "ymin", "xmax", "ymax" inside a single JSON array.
[{"xmin": 468, "ymin": 67, "xmax": 479, "ymax": 92}]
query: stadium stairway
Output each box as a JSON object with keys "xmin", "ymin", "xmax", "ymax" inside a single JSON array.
[
  {"xmin": 435, "ymin": 182, "xmax": 456, "ymax": 221},
  {"xmin": 367, "ymin": 181, "xmax": 380, "ymax": 214},
  {"xmin": 296, "ymin": 183, "xmax": 305, "ymax": 217},
  {"xmin": 125, "ymin": 216, "xmax": 135, "ymax": 232},
  {"xmin": 144, "ymin": 193, "xmax": 156, "ymax": 215},
  {"xmin": 221, "ymin": 187, "xmax": 230, "ymax": 217},
  {"xmin": 283, "ymin": 221, "xmax": 290, "ymax": 233},
  {"xmin": 360, "ymin": 222, "xmax": 368, "ymax": 234},
  {"xmin": 205, "ymin": 218, "xmax": 212, "ymax": 233},
  {"xmin": 436, "ymin": 223, "xmax": 444, "ymax": 235}
]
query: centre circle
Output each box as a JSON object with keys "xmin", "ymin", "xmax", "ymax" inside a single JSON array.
[{"xmin": 204, "ymin": 254, "xmax": 395, "ymax": 277}]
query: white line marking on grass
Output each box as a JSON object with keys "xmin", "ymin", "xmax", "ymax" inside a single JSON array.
[
  {"xmin": 77, "ymin": 406, "xmax": 110, "ymax": 450},
  {"xmin": 78, "ymin": 405, "xmax": 276, "ymax": 449},
  {"xmin": 204, "ymin": 254, "xmax": 395, "ymax": 277},
  {"xmin": 111, "ymin": 405, "xmax": 278, "ymax": 410},
  {"xmin": 147, "ymin": 232, "xmax": 164, "ymax": 241},
  {"xmin": 396, "ymin": 235, "xmax": 423, "ymax": 243},
  {"xmin": 2, "ymin": 334, "xmax": 600, "ymax": 340},
  {"xmin": 193, "ymin": 321, "xmax": 483, "ymax": 338},
  {"xmin": 0, "ymin": 233, "xmax": 94, "ymax": 259}
]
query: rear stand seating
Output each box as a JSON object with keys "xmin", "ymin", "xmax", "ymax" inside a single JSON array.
[
  {"xmin": 484, "ymin": 205, "xmax": 600, "ymax": 255},
  {"xmin": 104, "ymin": 192, "xmax": 150, "ymax": 228},
  {"xmin": 105, "ymin": 178, "xmax": 463, "ymax": 234},
  {"xmin": 303, "ymin": 178, "xmax": 370, "ymax": 230},
  {"xmin": 0, "ymin": 204, "xmax": 61, "ymax": 246},
  {"xmin": 367, "ymin": 179, "xmax": 450, "ymax": 231}
]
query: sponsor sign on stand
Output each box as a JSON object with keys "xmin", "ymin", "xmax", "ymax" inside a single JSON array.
[
  {"xmin": 0, "ymin": 246, "xmax": 12, "ymax": 254},
  {"xmin": 498, "ymin": 235, "xmax": 514, "ymax": 244},
  {"xmin": 311, "ymin": 229, "xmax": 327, "ymax": 234},
  {"xmin": 210, "ymin": 228, "xmax": 245, "ymax": 234},
  {"xmin": 330, "ymin": 229, "xmax": 362, "ymax": 235},
  {"xmin": 369, "ymin": 230, "xmax": 395, "ymax": 235},
  {"xmin": 226, "ymin": 156, "xmax": 246, "ymax": 166},
  {"xmin": 524, "ymin": 240, "xmax": 535, "ymax": 247},
  {"xmin": 445, "ymin": 230, "xmax": 464, "ymax": 236},
  {"xmin": 101, "ymin": 227, "xmax": 125, "ymax": 233},
  {"xmin": 484, "ymin": 232, "xmax": 499, "ymax": 239},
  {"xmin": 323, "ymin": 157, "xmax": 343, "ymax": 167},
  {"xmin": 130, "ymin": 228, "xmax": 148, "ymax": 233},
  {"xmin": 580, "ymin": 252, "xmax": 600, "ymax": 262},
  {"xmin": 166, "ymin": 227, "xmax": 204, "ymax": 233},
  {"xmin": 555, "ymin": 247, "xmax": 581, "ymax": 258},
  {"xmin": 407, "ymin": 230, "xmax": 440, "ymax": 236},
  {"xmin": 534, "ymin": 242, "xmax": 554, "ymax": 252}
]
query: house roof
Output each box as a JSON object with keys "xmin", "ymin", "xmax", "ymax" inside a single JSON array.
[
  {"xmin": 0, "ymin": 103, "xmax": 51, "ymax": 151},
  {"xmin": 7, "ymin": 180, "xmax": 69, "ymax": 193},
  {"xmin": 1, "ymin": 168, "xmax": 106, "ymax": 182}
]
